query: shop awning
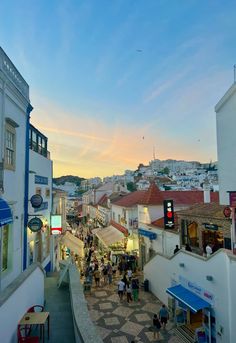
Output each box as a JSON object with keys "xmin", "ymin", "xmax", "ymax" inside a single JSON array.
[
  {"xmin": 138, "ymin": 228, "xmax": 157, "ymax": 240},
  {"xmin": 60, "ymin": 232, "xmax": 84, "ymax": 258},
  {"xmin": 0, "ymin": 198, "xmax": 13, "ymax": 226},
  {"xmin": 166, "ymin": 285, "xmax": 210, "ymax": 313},
  {"xmin": 95, "ymin": 226, "xmax": 124, "ymax": 247}
]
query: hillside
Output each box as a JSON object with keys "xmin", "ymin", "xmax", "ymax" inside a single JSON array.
[{"xmin": 53, "ymin": 175, "xmax": 85, "ymax": 186}]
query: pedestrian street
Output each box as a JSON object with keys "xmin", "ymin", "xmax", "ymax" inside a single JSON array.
[{"xmin": 84, "ymin": 272, "xmax": 182, "ymax": 342}]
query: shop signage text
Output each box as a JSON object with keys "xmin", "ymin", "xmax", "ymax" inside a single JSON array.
[
  {"xmin": 203, "ymin": 223, "xmax": 219, "ymax": 231},
  {"xmin": 28, "ymin": 217, "xmax": 43, "ymax": 232},
  {"xmin": 163, "ymin": 200, "xmax": 174, "ymax": 229},
  {"xmin": 51, "ymin": 215, "xmax": 62, "ymax": 235},
  {"xmin": 30, "ymin": 194, "xmax": 43, "ymax": 208},
  {"xmin": 35, "ymin": 175, "xmax": 48, "ymax": 185},
  {"xmin": 179, "ymin": 275, "xmax": 214, "ymax": 305}
]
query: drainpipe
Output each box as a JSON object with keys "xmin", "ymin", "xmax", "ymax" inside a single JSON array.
[{"xmin": 23, "ymin": 103, "xmax": 33, "ymax": 271}]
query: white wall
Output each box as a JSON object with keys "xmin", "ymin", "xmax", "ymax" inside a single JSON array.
[
  {"xmin": 216, "ymin": 84, "xmax": 236, "ymax": 205},
  {"xmin": 0, "ymin": 265, "xmax": 44, "ymax": 343},
  {"xmin": 0, "ymin": 56, "xmax": 30, "ymax": 289},
  {"xmin": 144, "ymin": 250, "xmax": 235, "ymax": 343}
]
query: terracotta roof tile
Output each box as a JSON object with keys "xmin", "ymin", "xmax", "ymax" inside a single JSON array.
[
  {"xmin": 112, "ymin": 190, "xmax": 145, "ymax": 207},
  {"xmin": 140, "ymin": 182, "xmax": 164, "ymax": 205},
  {"xmin": 110, "ymin": 220, "xmax": 129, "ymax": 236}
]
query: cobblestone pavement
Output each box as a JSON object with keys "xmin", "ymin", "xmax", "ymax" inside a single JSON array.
[{"xmin": 85, "ymin": 273, "xmax": 181, "ymax": 343}]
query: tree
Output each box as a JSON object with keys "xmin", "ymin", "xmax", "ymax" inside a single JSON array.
[{"xmin": 127, "ymin": 182, "xmax": 137, "ymax": 192}]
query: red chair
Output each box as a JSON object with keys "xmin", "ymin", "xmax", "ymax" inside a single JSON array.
[
  {"xmin": 27, "ymin": 305, "xmax": 44, "ymax": 313},
  {"xmin": 17, "ymin": 325, "xmax": 39, "ymax": 343}
]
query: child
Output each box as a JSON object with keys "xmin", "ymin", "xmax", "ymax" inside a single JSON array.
[{"xmin": 153, "ymin": 314, "xmax": 161, "ymax": 340}]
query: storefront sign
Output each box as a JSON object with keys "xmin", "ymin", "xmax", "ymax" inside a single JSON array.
[
  {"xmin": 138, "ymin": 228, "xmax": 157, "ymax": 240},
  {"xmin": 35, "ymin": 175, "xmax": 48, "ymax": 185},
  {"xmin": 223, "ymin": 207, "xmax": 231, "ymax": 218},
  {"xmin": 179, "ymin": 275, "xmax": 214, "ymax": 305},
  {"xmin": 163, "ymin": 200, "xmax": 174, "ymax": 229},
  {"xmin": 229, "ymin": 191, "xmax": 236, "ymax": 207},
  {"xmin": 34, "ymin": 201, "xmax": 48, "ymax": 213},
  {"xmin": 51, "ymin": 215, "xmax": 62, "ymax": 235},
  {"xmin": 28, "ymin": 217, "xmax": 43, "ymax": 232},
  {"xmin": 30, "ymin": 194, "xmax": 43, "ymax": 208},
  {"xmin": 203, "ymin": 223, "xmax": 219, "ymax": 231}
]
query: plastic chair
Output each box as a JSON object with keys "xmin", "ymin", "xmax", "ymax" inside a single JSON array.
[
  {"xmin": 17, "ymin": 325, "xmax": 39, "ymax": 343},
  {"xmin": 27, "ymin": 305, "xmax": 44, "ymax": 313}
]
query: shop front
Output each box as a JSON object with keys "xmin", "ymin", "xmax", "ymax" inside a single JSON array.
[
  {"xmin": 178, "ymin": 203, "xmax": 231, "ymax": 254},
  {"xmin": 138, "ymin": 228, "xmax": 157, "ymax": 269},
  {"xmin": 167, "ymin": 277, "xmax": 215, "ymax": 343}
]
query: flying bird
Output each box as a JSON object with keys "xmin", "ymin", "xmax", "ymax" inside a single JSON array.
[{"xmin": 136, "ymin": 49, "xmax": 142, "ymax": 52}]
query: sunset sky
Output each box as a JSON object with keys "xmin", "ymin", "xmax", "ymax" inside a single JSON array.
[{"xmin": 1, "ymin": 0, "xmax": 236, "ymax": 178}]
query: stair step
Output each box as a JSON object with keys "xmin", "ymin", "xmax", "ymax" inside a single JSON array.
[{"xmin": 175, "ymin": 326, "xmax": 196, "ymax": 343}]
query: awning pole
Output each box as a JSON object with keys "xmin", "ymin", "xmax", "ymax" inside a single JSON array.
[{"xmin": 208, "ymin": 310, "xmax": 212, "ymax": 343}]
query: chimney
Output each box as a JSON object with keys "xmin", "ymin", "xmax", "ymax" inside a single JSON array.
[{"xmin": 203, "ymin": 175, "xmax": 211, "ymax": 203}]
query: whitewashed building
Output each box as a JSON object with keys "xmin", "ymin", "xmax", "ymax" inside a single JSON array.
[
  {"xmin": 27, "ymin": 124, "xmax": 53, "ymax": 272},
  {"xmin": 215, "ymin": 82, "xmax": 236, "ymax": 205},
  {"xmin": 0, "ymin": 47, "xmax": 45, "ymax": 343}
]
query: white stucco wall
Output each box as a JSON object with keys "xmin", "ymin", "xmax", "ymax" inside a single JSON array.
[
  {"xmin": 0, "ymin": 59, "xmax": 30, "ymax": 289},
  {"xmin": 144, "ymin": 250, "xmax": 235, "ymax": 343},
  {"xmin": 0, "ymin": 265, "xmax": 44, "ymax": 343},
  {"xmin": 216, "ymin": 84, "xmax": 236, "ymax": 205}
]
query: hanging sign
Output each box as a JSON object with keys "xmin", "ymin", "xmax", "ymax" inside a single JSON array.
[
  {"xmin": 28, "ymin": 217, "xmax": 43, "ymax": 232},
  {"xmin": 30, "ymin": 194, "xmax": 43, "ymax": 208},
  {"xmin": 51, "ymin": 215, "xmax": 62, "ymax": 235},
  {"xmin": 163, "ymin": 200, "xmax": 175, "ymax": 229}
]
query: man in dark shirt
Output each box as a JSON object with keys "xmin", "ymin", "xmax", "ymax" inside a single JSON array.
[{"xmin": 174, "ymin": 245, "xmax": 180, "ymax": 254}]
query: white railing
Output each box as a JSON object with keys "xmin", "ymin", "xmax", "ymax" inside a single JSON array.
[{"xmin": 0, "ymin": 47, "xmax": 29, "ymax": 99}]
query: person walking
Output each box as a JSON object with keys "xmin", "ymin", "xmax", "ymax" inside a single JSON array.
[
  {"xmin": 127, "ymin": 268, "xmax": 132, "ymax": 281},
  {"xmin": 126, "ymin": 283, "xmax": 132, "ymax": 303},
  {"xmin": 185, "ymin": 243, "xmax": 192, "ymax": 252},
  {"xmin": 159, "ymin": 304, "xmax": 169, "ymax": 329},
  {"xmin": 94, "ymin": 268, "xmax": 100, "ymax": 287},
  {"xmin": 206, "ymin": 243, "xmax": 213, "ymax": 257},
  {"xmin": 117, "ymin": 279, "xmax": 125, "ymax": 302},
  {"xmin": 107, "ymin": 262, "xmax": 113, "ymax": 285},
  {"xmin": 131, "ymin": 278, "xmax": 139, "ymax": 302},
  {"xmin": 174, "ymin": 245, "xmax": 180, "ymax": 254},
  {"xmin": 152, "ymin": 314, "xmax": 161, "ymax": 340}
]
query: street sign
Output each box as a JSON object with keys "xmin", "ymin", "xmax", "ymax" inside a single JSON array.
[
  {"xmin": 28, "ymin": 217, "xmax": 43, "ymax": 232},
  {"xmin": 30, "ymin": 194, "xmax": 43, "ymax": 208},
  {"xmin": 163, "ymin": 200, "xmax": 175, "ymax": 229}
]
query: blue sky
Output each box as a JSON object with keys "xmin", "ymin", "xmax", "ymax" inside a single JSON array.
[{"xmin": 1, "ymin": 0, "xmax": 236, "ymax": 177}]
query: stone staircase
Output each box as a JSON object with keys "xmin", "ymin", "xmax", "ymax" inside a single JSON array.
[{"xmin": 175, "ymin": 325, "xmax": 196, "ymax": 343}]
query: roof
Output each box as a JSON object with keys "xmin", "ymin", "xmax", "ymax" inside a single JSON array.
[
  {"xmin": 177, "ymin": 202, "xmax": 227, "ymax": 219},
  {"xmin": 140, "ymin": 182, "xmax": 164, "ymax": 205},
  {"xmin": 161, "ymin": 190, "xmax": 219, "ymax": 205},
  {"xmin": 151, "ymin": 212, "xmax": 178, "ymax": 229},
  {"xmin": 110, "ymin": 220, "xmax": 129, "ymax": 236},
  {"xmin": 112, "ymin": 190, "xmax": 145, "ymax": 207},
  {"xmin": 215, "ymin": 82, "xmax": 236, "ymax": 112},
  {"xmin": 112, "ymin": 183, "xmax": 219, "ymax": 208},
  {"xmin": 97, "ymin": 194, "xmax": 108, "ymax": 207}
]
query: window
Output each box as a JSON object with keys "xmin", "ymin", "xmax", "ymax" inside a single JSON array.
[
  {"xmin": 5, "ymin": 124, "xmax": 16, "ymax": 170},
  {"xmin": 2, "ymin": 224, "xmax": 9, "ymax": 271},
  {"xmin": 36, "ymin": 187, "xmax": 42, "ymax": 195},
  {"xmin": 118, "ymin": 214, "xmax": 121, "ymax": 223},
  {"xmin": 46, "ymin": 188, "xmax": 50, "ymax": 197}
]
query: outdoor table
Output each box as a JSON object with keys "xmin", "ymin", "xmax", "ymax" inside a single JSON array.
[{"xmin": 19, "ymin": 311, "xmax": 50, "ymax": 342}]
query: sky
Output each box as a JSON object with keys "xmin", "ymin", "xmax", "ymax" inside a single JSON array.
[{"xmin": 1, "ymin": 0, "xmax": 236, "ymax": 178}]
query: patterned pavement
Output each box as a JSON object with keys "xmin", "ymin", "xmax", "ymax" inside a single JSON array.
[{"xmin": 84, "ymin": 274, "xmax": 182, "ymax": 343}]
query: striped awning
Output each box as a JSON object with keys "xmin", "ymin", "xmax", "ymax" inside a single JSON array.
[
  {"xmin": 60, "ymin": 232, "xmax": 84, "ymax": 258},
  {"xmin": 95, "ymin": 226, "xmax": 124, "ymax": 247},
  {"xmin": 0, "ymin": 198, "xmax": 13, "ymax": 226}
]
